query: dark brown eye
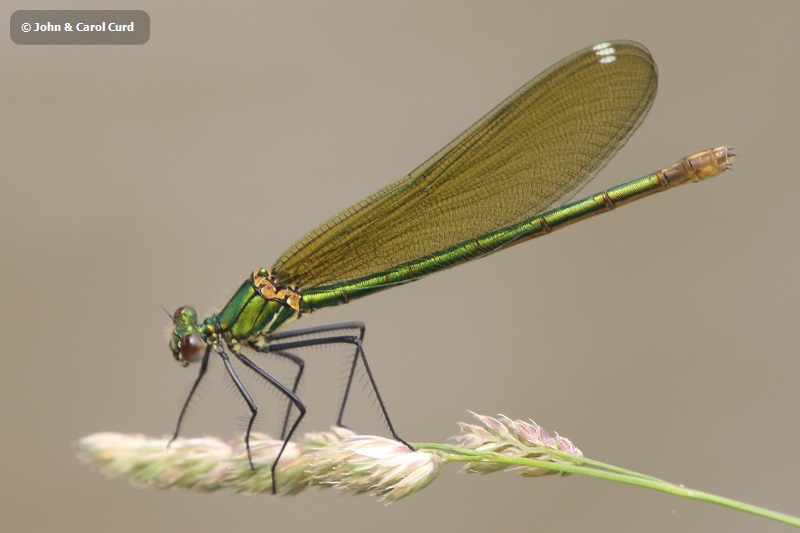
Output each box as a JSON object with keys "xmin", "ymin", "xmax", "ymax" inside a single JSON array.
[{"xmin": 180, "ymin": 334, "xmax": 205, "ymax": 362}]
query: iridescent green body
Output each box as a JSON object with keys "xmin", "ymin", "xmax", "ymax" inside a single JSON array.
[
  {"xmin": 217, "ymin": 277, "xmax": 298, "ymax": 339},
  {"xmin": 299, "ymin": 147, "xmax": 732, "ymax": 311},
  {"xmin": 183, "ymin": 146, "xmax": 733, "ymax": 350}
]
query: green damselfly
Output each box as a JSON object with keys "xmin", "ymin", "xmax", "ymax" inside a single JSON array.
[{"xmin": 168, "ymin": 40, "xmax": 733, "ymax": 489}]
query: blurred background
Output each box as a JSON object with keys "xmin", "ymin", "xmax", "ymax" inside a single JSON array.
[{"xmin": 2, "ymin": 1, "xmax": 798, "ymax": 531}]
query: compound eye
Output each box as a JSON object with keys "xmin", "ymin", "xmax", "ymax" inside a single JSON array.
[
  {"xmin": 173, "ymin": 306, "xmax": 197, "ymax": 324},
  {"xmin": 173, "ymin": 306, "xmax": 188, "ymax": 322},
  {"xmin": 180, "ymin": 334, "xmax": 205, "ymax": 363}
]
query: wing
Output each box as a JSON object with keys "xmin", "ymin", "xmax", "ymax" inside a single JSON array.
[{"xmin": 272, "ymin": 41, "xmax": 657, "ymax": 289}]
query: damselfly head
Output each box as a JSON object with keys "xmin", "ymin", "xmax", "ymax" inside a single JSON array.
[{"xmin": 169, "ymin": 306, "xmax": 206, "ymax": 366}]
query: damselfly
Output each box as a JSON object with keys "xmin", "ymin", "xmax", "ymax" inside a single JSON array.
[{"xmin": 167, "ymin": 40, "xmax": 733, "ymax": 490}]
